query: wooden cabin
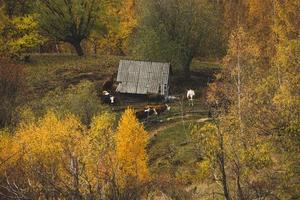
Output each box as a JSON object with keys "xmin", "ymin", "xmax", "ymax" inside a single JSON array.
[{"xmin": 116, "ymin": 60, "xmax": 170, "ymax": 96}]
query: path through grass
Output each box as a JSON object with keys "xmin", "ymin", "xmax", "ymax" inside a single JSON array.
[{"xmin": 148, "ymin": 121, "xmax": 204, "ymax": 182}]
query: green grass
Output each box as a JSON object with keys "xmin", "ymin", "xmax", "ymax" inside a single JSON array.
[
  {"xmin": 23, "ymin": 54, "xmax": 220, "ymax": 100},
  {"xmin": 148, "ymin": 121, "xmax": 203, "ymax": 181},
  {"xmin": 24, "ymin": 54, "xmax": 123, "ymax": 98},
  {"xmin": 191, "ymin": 59, "xmax": 221, "ymax": 71}
]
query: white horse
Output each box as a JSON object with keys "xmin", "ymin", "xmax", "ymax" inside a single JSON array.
[{"xmin": 187, "ymin": 89, "xmax": 195, "ymax": 106}]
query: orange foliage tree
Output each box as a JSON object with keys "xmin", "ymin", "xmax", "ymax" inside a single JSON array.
[
  {"xmin": 0, "ymin": 108, "xmax": 151, "ymax": 199},
  {"xmin": 115, "ymin": 108, "xmax": 149, "ymax": 186},
  {"xmin": 97, "ymin": 0, "xmax": 137, "ymax": 55},
  {"xmin": 0, "ymin": 111, "xmax": 116, "ymax": 199}
]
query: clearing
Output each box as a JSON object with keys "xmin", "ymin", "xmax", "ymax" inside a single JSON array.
[{"xmin": 23, "ymin": 54, "xmax": 220, "ymax": 180}]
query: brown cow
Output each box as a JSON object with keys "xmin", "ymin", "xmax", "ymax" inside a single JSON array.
[
  {"xmin": 145, "ymin": 104, "xmax": 171, "ymax": 115},
  {"xmin": 135, "ymin": 108, "xmax": 156, "ymax": 120}
]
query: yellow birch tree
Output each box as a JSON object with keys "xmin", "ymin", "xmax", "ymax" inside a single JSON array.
[{"xmin": 115, "ymin": 108, "xmax": 149, "ymax": 185}]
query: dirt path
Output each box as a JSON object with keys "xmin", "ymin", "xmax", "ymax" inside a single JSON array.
[{"xmin": 149, "ymin": 116, "xmax": 211, "ymax": 136}]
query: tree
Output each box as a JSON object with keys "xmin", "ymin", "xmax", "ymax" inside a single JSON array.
[
  {"xmin": 96, "ymin": 0, "xmax": 137, "ymax": 55},
  {"xmin": 36, "ymin": 0, "xmax": 105, "ymax": 56},
  {"xmin": 223, "ymin": 27, "xmax": 260, "ymax": 134},
  {"xmin": 193, "ymin": 28, "xmax": 276, "ymax": 199},
  {"xmin": 192, "ymin": 119, "xmax": 274, "ymax": 200},
  {"xmin": 273, "ymin": 0, "xmax": 300, "ymax": 41},
  {"xmin": 133, "ymin": 0, "xmax": 218, "ymax": 78},
  {"xmin": 115, "ymin": 108, "xmax": 149, "ymax": 186},
  {"xmin": 215, "ymin": 0, "xmax": 276, "ymax": 62},
  {"xmin": 0, "ymin": 111, "xmax": 118, "ymax": 199},
  {"xmin": 269, "ymin": 38, "xmax": 300, "ymax": 198},
  {"xmin": 0, "ymin": 109, "xmax": 153, "ymax": 199},
  {"xmin": 192, "ymin": 123, "xmax": 231, "ymax": 200},
  {"xmin": 245, "ymin": 0, "xmax": 275, "ymax": 60},
  {"xmin": 0, "ymin": 6, "xmax": 7, "ymax": 29},
  {"xmin": 2, "ymin": 0, "xmax": 35, "ymax": 18},
  {"xmin": 0, "ymin": 15, "xmax": 45, "ymax": 59},
  {"xmin": 116, "ymin": 0, "xmax": 137, "ymax": 54}
]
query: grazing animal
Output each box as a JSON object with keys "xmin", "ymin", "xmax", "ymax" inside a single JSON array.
[
  {"xmin": 103, "ymin": 91, "xmax": 110, "ymax": 96},
  {"xmin": 101, "ymin": 91, "xmax": 116, "ymax": 105},
  {"xmin": 102, "ymin": 74, "xmax": 115, "ymax": 92},
  {"xmin": 135, "ymin": 108, "xmax": 156, "ymax": 120},
  {"xmin": 187, "ymin": 89, "xmax": 195, "ymax": 106},
  {"xmin": 109, "ymin": 96, "xmax": 115, "ymax": 104},
  {"xmin": 164, "ymin": 95, "xmax": 179, "ymax": 102},
  {"xmin": 145, "ymin": 104, "xmax": 171, "ymax": 116}
]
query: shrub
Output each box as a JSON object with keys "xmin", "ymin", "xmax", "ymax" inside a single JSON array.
[{"xmin": 24, "ymin": 80, "xmax": 107, "ymax": 125}]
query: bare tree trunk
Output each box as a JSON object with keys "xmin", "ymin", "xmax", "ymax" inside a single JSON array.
[
  {"xmin": 272, "ymin": 0, "xmax": 281, "ymax": 87},
  {"xmin": 70, "ymin": 155, "xmax": 82, "ymax": 200},
  {"xmin": 55, "ymin": 39, "xmax": 60, "ymax": 54},
  {"xmin": 217, "ymin": 127, "xmax": 231, "ymax": 200},
  {"xmin": 236, "ymin": 172, "xmax": 245, "ymax": 200},
  {"xmin": 93, "ymin": 43, "xmax": 97, "ymax": 55},
  {"xmin": 235, "ymin": 30, "xmax": 245, "ymax": 200},
  {"xmin": 72, "ymin": 41, "xmax": 84, "ymax": 56},
  {"xmin": 237, "ymin": 34, "xmax": 243, "ymax": 135}
]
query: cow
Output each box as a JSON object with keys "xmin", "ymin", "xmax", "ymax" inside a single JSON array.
[
  {"xmin": 187, "ymin": 89, "xmax": 195, "ymax": 106},
  {"xmin": 145, "ymin": 104, "xmax": 171, "ymax": 116},
  {"xmin": 101, "ymin": 91, "xmax": 116, "ymax": 105},
  {"xmin": 164, "ymin": 95, "xmax": 179, "ymax": 102},
  {"xmin": 135, "ymin": 108, "xmax": 156, "ymax": 120}
]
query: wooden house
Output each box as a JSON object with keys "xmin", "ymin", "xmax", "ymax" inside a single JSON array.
[{"xmin": 116, "ymin": 60, "xmax": 170, "ymax": 96}]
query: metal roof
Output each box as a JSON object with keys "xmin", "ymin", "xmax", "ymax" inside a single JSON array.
[{"xmin": 116, "ymin": 60, "xmax": 170, "ymax": 96}]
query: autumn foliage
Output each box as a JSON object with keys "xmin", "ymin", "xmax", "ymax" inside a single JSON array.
[
  {"xmin": 115, "ymin": 108, "xmax": 149, "ymax": 185},
  {"xmin": 0, "ymin": 108, "xmax": 150, "ymax": 199},
  {"xmin": 0, "ymin": 0, "xmax": 299, "ymax": 199}
]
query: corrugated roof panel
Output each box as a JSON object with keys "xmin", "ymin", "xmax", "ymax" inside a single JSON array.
[
  {"xmin": 148, "ymin": 83, "xmax": 159, "ymax": 94},
  {"xmin": 117, "ymin": 60, "xmax": 130, "ymax": 82},
  {"xmin": 126, "ymin": 82, "xmax": 138, "ymax": 93},
  {"xmin": 162, "ymin": 64, "xmax": 170, "ymax": 84},
  {"xmin": 137, "ymin": 61, "xmax": 151, "ymax": 94},
  {"xmin": 116, "ymin": 60, "xmax": 170, "ymax": 95},
  {"xmin": 116, "ymin": 82, "xmax": 127, "ymax": 93},
  {"xmin": 137, "ymin": 82, "xmax": 148, "ymax": 94}
]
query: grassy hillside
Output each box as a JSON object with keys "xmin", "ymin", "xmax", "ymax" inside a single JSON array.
[
  {"xmin": 24, "ymin": 54, "xmax": 219, "ymax": 98},
  {"xmin": 148, "ymin": 122, "xmax": 199, "ymax": 178},
  {"xmin": 21, "ymin": 54, "xmax": 219, "ymax": 182},
  {"xmin": 24, "ymin": 54, "xmax": 122, "ymax": 99}
]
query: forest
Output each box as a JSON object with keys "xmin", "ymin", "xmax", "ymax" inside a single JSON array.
[{"xmin": 0, "ymin": 0, "xmax": 299, "ymax": 199}]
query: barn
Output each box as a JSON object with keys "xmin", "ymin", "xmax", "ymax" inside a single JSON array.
[{"xmin": 116, "ymin": 60, "xmax": 171, "ymax": 96}]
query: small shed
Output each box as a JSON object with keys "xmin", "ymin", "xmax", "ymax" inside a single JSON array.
[{"xmin": 116, "ymin": 60, "xmax": 170, "ymax": 96}]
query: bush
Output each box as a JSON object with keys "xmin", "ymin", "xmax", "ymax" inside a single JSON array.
[
  {"xmin": 0, "ymin": 59, "xmax": 25, "ymax": 127},
  {"xmin": 0, "ymin": 110, "xmax": 148, "ymax": 199},
  {"xmin": 0, "ymin": 15, "xmax": 45, "ymax": 59},
  {"xmin": 23, "ymin": 80, "xmax": 107, "ymax": 125}
]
